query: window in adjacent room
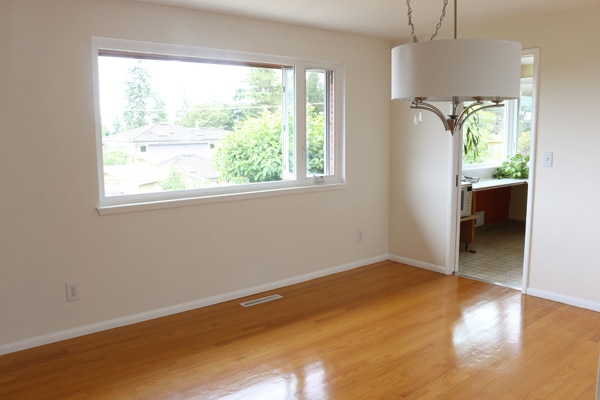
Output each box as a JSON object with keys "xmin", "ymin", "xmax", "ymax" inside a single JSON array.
[
  {"xmin": 93, "ymin": 38, "xmax": 343, "ymax": 211},
  {"xmin": 462, "ymin": 54, "xmax": 534, "ymax": 167}
]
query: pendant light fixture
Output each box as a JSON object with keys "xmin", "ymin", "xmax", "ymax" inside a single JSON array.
[{"xmin": 391, "ymin": 0, "xmax": 522, "ymax": 135}]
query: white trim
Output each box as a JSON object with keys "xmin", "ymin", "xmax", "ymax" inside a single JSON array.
[
  {"xmin": 97, "ymin": 182, "xmax": 347, "ymax": 215},
  {"xmin": 0, "ymin": 254, "xmax": 387, "ymax": 356},
  {"xmin": 526, "ymin": 288, "xmax": 600, "ymax": 313},
  {"xmin": 520, "ymin": 48, "xmax": 540, "ymax": 294},
  {"xmin": 455, "ymin": 49, "xmax": 540, "ymax": 293},
  {"xmin": 449, "ymin": 123, "xmax": 461, "ymax": 274},
  {"xmin": 388, "ymin": 254, "xmax": 448, "ymax": 275}
]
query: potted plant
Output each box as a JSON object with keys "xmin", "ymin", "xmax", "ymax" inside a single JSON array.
[{"xmin": 493, "ymin": 153, "xmax": 530, "ymax": 179}]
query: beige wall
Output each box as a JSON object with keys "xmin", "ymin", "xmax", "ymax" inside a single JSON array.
[
  {"xmin": 389, "ymin": 102, "xmax": 455, "ymax": 272},
  {"xmin": 0, "ymin": 0, "xmax": 390, "ymax": 353},
  {"xmin": 390, "ymin": 6, "xmax": 600, "ymax": 309}
]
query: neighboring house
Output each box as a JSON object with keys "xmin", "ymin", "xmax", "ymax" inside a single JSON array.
[
  {"xmin": 161, "ymin": 153, "xmax": 220, "ymax": 187},
  {"xmin": 104, "ymin": 162, "xmax": 169, "ymax": 196},
  {"xmin": 104, "ymin": 123, "xmax": 229, "ymax": 163},
  {"xmin": 103, "ymin": 123, "xmax": 229, "ymax": 193}
]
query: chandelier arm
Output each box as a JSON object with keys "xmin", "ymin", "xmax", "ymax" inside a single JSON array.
[
  {"xmin": 410, "ymin": 100, "xmax": 506, "ymax": 135},
  {"xmin": 410, "ymin": 101, "xmax": 451, "ymax": 131},
  {"xmin": 456, "ymin": 102, "xmax": 505, "ymax": 132},
  {"xmin": 458, "ymin": 100, "xmax": 484, "ymax": 120}
]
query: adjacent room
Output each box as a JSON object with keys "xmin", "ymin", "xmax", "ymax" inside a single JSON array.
[{"xmin": 1, "ymin": 0, "xmax": 599, "ymax": 398}]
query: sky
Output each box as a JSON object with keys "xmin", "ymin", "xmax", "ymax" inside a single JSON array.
[{"xmin": 98, "ymin": 56, "xmax": 247, "ymax": 128}]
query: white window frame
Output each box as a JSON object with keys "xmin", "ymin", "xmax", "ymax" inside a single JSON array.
[
  {"xmin": 92, "ymin": 38, "xmax": 345, "ymax": 215},
  {"xmin": 462, "ymin": 53, "xmax": 533, "ymax": 172},
  {"xmin": 461, "ymin": 99, "xmax": 519, "ymax": 171}
]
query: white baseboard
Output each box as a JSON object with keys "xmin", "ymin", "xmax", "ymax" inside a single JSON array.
[
  {"xmin": 526, "ymin": 287, "xmax": 600, "ymax": 313},
  {"xmin": 0, "ymin": 254, "xmax": 388, "ymax": 356},
  {"xmin": 388, "ymin": 254, "xmax": 448, "ymax": 275},
  {"xmin": 389, "ymin": 257, "xmax": 600, "ymax": 314}
]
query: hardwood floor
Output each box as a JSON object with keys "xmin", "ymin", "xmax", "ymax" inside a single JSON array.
[{"xmin": 1, "ymin": 261, "xmax": 599, "ymax": 399}]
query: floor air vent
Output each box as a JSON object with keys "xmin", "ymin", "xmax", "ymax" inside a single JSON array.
[{"xmin": 240, "ymin": 294, "xmax": 282, "ymax": 307}]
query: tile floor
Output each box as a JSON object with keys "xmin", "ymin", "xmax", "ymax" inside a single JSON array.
[{"xmin": 458, "ymin": 222, "xmax": 525, "ymax": 289}]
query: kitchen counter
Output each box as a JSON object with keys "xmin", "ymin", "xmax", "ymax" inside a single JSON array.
[{"xmin": 472, "ymin": 178, "xmax": 528, "ymax": 191}]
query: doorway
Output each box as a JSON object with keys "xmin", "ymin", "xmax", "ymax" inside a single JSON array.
[
  {"xmin": 458, "ymin": 184, "xmax": 528, "ymax": 289},
  {"xmin": 454, "ymin": 50, "xmax": 539, "ymax": 291}
]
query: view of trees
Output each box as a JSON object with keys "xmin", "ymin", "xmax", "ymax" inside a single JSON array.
[
  {"xmin": 123, "ymin": 63, "xmax": 167, "ymax": 129},
  {"xmin": 462, "ymin": 100, "xmax": 531, "ymax": 165},
  {"xmin": 207, "ymin": 69, "xmax": 328, "ymax": 182},
  {"xmin": 177, "ymin": 101, "xmax": 240, "ymax": 131},
  {"xmin": 213, "ymin": 109, "xmax": 284, "ymax": 184}
]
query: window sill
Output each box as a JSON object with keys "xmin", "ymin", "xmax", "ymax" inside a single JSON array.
[{"xmin": 97, "ymin": 183, "xmax": 347, "ymax": 216}]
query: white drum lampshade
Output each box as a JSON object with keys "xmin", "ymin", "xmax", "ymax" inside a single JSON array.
[{"xmin": 391, "ymin": 39, "xmax": 522, "ymax": 102}]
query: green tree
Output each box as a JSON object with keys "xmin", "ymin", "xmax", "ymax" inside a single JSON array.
[
  {"xmin": 103, "ymin": 149, "xmax": 132, "ymax": 166},
  {"xmin": 161, "ymin": 167, "xmax": 187, "ymax": 191},
  {"xmin": 463, "ymin": 118, "xmax": 482, "ymax": 164},
  {"xmin": 123, "ymin": 62, "xmax": 167, "ymax": 130},
  {"xmin": 307, "ymin": 106, "xmax": 326, "ymax": 174},
  {"xmin": 518, "ymin": 130, "xmax": 531, "ymax": 155},
  {"xmin": 111, "ymin": 117, "xmax": 123, "ymax": 135},
  {"xmin": 177, "ymin": 101, "xmax": 238, "ymax": 131},
  {"xmin": 306, "ymin": 71, "xmax": 325, "ymax": 116},
  {"xmin": 517, "ymin": 99, "xmax": 532, "ymax": 156},
  {"xmin": 175, "ymin": 93, "xmax": 192, "ymax": 123},
  {"xmin": 234, "ymin": 68, "xmax": 282, "ymax": 120},
  {"xmin": 213, "ymin": 109, "xmax": 283, "ymax": 183},
  {"xmin": 207, "ymin": 68, "xmax": 327, "ymax": 182},
  {"xmin": 213, "ymin": 107, "xmax": 326, "ymax": 182},
  {"xmin": 462, "ymin": 109, "xmax": 498, "ymax": 164}
]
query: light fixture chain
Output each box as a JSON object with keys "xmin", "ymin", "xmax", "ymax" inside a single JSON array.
[
  {"xmin": 406, "ymin": 0, "xmax": 449, "ymax": 43},
  {"xmin": 431, "ymin": 0, "xmax": 449, "ymax": 41},
  {"xmin": 406, "ymin": 0, "xmax": 418, "ymax": 43}
]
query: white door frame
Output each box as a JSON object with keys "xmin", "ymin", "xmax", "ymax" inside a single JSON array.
[{"xmin": 448, "ymin": 48, "xmax": 540, "ymax": 294}]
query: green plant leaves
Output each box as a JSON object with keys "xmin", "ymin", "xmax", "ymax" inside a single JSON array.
[{"xmin": 493, "ymin": 154, "xmax": 530, "ymax": 179}]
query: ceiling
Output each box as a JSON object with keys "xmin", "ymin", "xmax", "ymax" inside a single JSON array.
[{"xmin": 135, "ymin": 0, "xmax": 600, "ymax": 41}]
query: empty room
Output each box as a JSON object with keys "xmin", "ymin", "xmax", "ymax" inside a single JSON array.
[{"xmin": 1, "ymin": 0, "xmax": 599, "ymax": 398}]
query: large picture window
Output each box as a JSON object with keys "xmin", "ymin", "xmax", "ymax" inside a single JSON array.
[{"xmin": 93, "ymin": 38, "xmax": 343, "ymax": 212}]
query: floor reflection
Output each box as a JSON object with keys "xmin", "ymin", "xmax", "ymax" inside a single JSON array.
[
  {"xmin": 218, "ymin": 361, "xmax": 328, "ymax": 400},
  {"xmin": 452, "ymin": 298, "xmax": 523, "ymax": 361}
]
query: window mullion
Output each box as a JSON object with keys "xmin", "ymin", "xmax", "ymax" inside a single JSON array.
[
  {"xmin": 507, "ymin": 99, "xmax": 519, "ymax": 156},
  {"xmin": 295, "ymin": 64, "xmax": 307, "ymax": 180},
  {"xmin": 282, "ymin": 67, "xmax": 295, "ymax": 180}
]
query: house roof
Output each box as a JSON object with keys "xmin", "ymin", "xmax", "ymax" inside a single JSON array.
[
  {"xmin": 105, "ymin": 123, "xmax": 229, "ymax": 144},
  {"xmin": 161, "ymin": 154, "xmax": 219, "ymax": 180},
  {"xmin": 104, "ymin": 162, "xmax": 169, "ymax": 185}
]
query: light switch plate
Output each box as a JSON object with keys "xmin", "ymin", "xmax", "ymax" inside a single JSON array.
[{"xmin": 543, "ymin": 151, "xmax": 553, "ymax": 167}]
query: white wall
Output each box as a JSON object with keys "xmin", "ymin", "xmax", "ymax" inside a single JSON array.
[
  {"xmin": 389, "ymin": 102, "xmax": 455, "ymax": 272},
  {"xmin": 0, "ymin": 0, "xmax": 390, "ymax": 353},
  {"xmin": 390, "ymin": 6, "xmax": 600, "ymax": 310}
]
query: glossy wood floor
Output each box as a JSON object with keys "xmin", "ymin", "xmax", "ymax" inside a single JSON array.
[{"xmin": 1, "ymin": 261, "xmax": 599, "ymax": 399}]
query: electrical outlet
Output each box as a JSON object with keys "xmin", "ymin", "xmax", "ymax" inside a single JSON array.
[
  {"xmin": 65, "ymin": 282, "xmax": 80, "ymax": 302},
  {"xmin": 357, "ymin": 229, "xmax": 365, "ymax": 243}
]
